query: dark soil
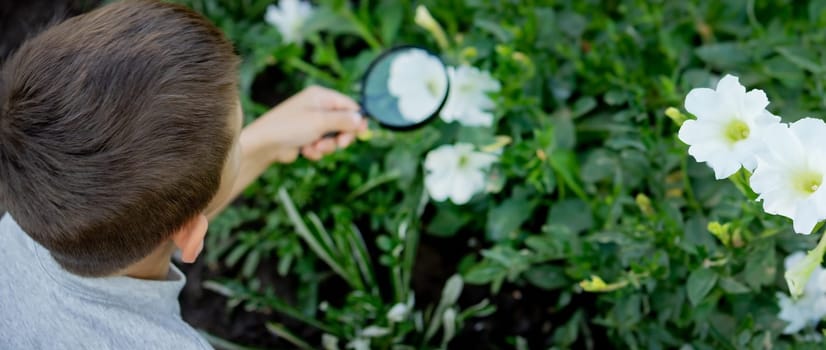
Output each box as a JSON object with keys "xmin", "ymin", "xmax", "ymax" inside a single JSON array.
[{"xmin": 178, "ymin": 203, "xmax": 610, "ymax": 349}]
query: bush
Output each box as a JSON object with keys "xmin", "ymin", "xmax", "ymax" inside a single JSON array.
[{"xmin": 171, "ymin": 0, "xmax": 826, "ymax": 349}]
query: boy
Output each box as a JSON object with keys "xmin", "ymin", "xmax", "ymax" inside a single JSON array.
[{"xmin": 0, "ymin": 0, "xmax": 366, "ymax": 348}]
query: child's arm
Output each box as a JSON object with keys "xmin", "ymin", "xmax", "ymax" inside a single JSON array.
[{"xmin": 205, "ymin": 86, "xmax": 367, "ymax": 219}]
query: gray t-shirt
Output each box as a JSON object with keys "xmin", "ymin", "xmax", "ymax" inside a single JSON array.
[{"xmin": 0, "ymin": 213, "xmax": 213, "ymax": 349}]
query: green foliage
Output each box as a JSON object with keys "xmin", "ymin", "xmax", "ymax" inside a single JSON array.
[{"xmin": 174, "ymin": 0, "xmax": 826, "ymax": 348}]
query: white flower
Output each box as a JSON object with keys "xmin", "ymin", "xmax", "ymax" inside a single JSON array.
[
  {"xmin": 387, "ymin": 49, "xmax": 448, "ymax": 123},
  {"xmin": 414, "ymin": 5, "xmax": 449, "ymax": 50},
  {"xmin": 777, "ymin": 293, "xmax": 826, "ymax": 334},
  {"xmin": 346, "ymin": 338, "xmax": 370, "ymax": 350},
  {"xmin": 441, "ymin": 308, "xmax": 457, "ymax": 342},
  {"xmin": 322, "ymin": 334, "xmax": 340, "ymax": 350},
  {"xmin": 749, "ymin": 118, "xmax": 826, "ymax": 234},
  {"xmin": 264, "ymin": 0, "xmax": 315, "ymax": 44},
  {"xmin": 678, "ymin": 74, "xmax": 780, "ymax": 179},
  {"xmin": 387, "ymin": 303, "xmax": 409, "ymax": 323},
  {"xmin": 440, "ymin": 65, "xmax": 501, "ymax": 127},
  {"xmin": 778, "ymin": 251, "xmax": 826, "ymax": 334},
  {"xmin": 424, "ymin": 143, "xmax": 498, "ymax": 205},
  {"xmin": 360, "ymin": 325, "xmax": 390, "ymax": 338},
  {"xmin": 387, "ymin": 293, "xmax": 415, "ymax": 323}
]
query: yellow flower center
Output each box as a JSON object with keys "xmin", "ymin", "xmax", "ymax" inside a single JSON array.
[
  {"xmin": 794, "ymin": 171, "xmax": 823, "ymax": 195},
  {"xmin": 458, "ymin": 154, "xmax": 469, "ymax": 167},
  {"xmin": 724, "ymin": 119, "xmax": 750, "ymax": 144},
  {"xmin": 426, "ymin": 79, "xmax": 440, "ymax": 97}
]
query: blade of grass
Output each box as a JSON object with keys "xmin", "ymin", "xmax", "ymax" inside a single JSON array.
[
  {"xmin": 198, "ymin": 330, "xmax": 265, "ymax": 350},
  {"xmin": 266, "ymin": 323, "xmax": 315, "ymax": 350},
  {"xmin": 346, "ymin": 224, "xmax": 379, "ymax": 295},
  {"xmin": 203, "ymin": 281, "xmax": 335, "ymax": 334},
  {"xmin": 278, "ymin": 187, "xmax": 350, "ymax": 286},
  {"xmin": 347, "ymin": 170, "xmax": 401, "ymax": 200},
  {"xmin": 307, "ymin": 213, "xmax": 340, "ymax": 263}
]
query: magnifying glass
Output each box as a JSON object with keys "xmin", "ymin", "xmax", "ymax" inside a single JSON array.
[{"xmin": 324, "ymin": 46, "xmax": 450, "ymax": 137}]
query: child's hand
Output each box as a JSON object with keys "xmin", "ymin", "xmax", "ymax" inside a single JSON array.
[{"xmin": 245, "ymin": 85, "xmax": 368, "ymax": 163}]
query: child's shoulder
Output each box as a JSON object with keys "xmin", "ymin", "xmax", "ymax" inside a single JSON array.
[{"xmin": 0, "ymin": 214, "xmax": 211, "ymax": 349}]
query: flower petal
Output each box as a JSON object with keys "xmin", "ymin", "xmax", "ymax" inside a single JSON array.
[
  {"xmin": 449, "ymin": 171, "xmax": 483, "ymax": 204},
  {"xmin": 790, "ymin": 118, "xmax": 826, "ymax": 149},
  {"xmin": 678, "ymin": 119, "xmax": 722, "ymax": 145},
  {"xmin": 793, "ymin": 200, "xmax": 821, "ymax": 234},
  {"xmin": 684, "ymin": 88, "xmax": 720, "ymax": 120},
  {"xmin": 741, "ymin": 89, "xmax": 770, "ymax": 120},
  {"xmin": 439, "ymin": 65, "xmax": 500, "ymax": 127},
  {"xmin": 715, "ymin": 74, "xmax": 747, "ymax": 102},
  {"xmin": 397, "ymin": 88, "xmax": 439, "ymax": 123},
  {"xmin": 425, "ymin": 170, "xmax": 453, "ymax": 202}
]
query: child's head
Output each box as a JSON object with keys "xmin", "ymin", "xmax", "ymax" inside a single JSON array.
[{"xmin": 0, "ymin": 0, "xmax": 241, "ymax": 277}]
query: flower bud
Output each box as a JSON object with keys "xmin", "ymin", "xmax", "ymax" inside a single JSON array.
[{"xmin": 415, "ymin": 5, "xmax": 449, "ymax": 50}]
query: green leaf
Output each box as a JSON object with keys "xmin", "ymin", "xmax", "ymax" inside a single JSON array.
[
  {"xmin": 744, "ymin": 241, "xmax": 777, "ymax": 289},
  {"xmin": 524, "ymin": 264, "xmax": 570, "ymax": 290},
  {"xmin": 547, "ymin": 199, "xmax": 593, "ymax": 234},
  {"xmin": 553, "ymin": 112, "xmax": 576, "ymax": 150},
  {"xmin": 603, "ymin": 90, "xmax": 627, "ymax": 106},
  {"xmin": 718, "ymin": 277, "xmax": 750, "ymax": 294},
  {"xmin": 303, "ymin": 7, "xmax": 360, "ymax": 36},
  {"xmin": 474, "ymin": 18, "xmax": 514, "ymax": 42},
  {"xmin": 695, "ymin": 42, "xmax": 750, "ymax": 70},
  {"xmin": 428, "ymin": 205, "xmax": 470, "ymax": 237},
  {"xmin": 686, "ymin": 268, "xmax": 718, "ymax": 306},
  {"xmin": 376, "ymin": 0, "xmax": 403, "ymax": 44},
  {"xmin": 552, "ymin": 310, "xmax": 582, "ymax": 346},
  {"xmin": 463, "ymin": 262, "xmax": 505, "ymax": 285},
  {"xmin": 557, "ymin": 11, "xmax": 586, "ymax": 37},
  {"xmin": 456, "ymin": 126, "xmax": 496, "ymax": 146},
  {"xmin": 549, "ymin": 151, "xmax": 587, "ymax": 200},
  {"xmin": 526, "ymin": 225, "xmax": 579, "ymax": 260},
  {"xmin": 486, "ymin": 194, "xmax": 535, "ymax": 241},
  {"xmin": 581, "ymin": 149, "xmax": 618, "ymax": 185},
  {"xmin": 775, "ymin": 46, "xmax": 825, "ymax": 74},
  {"xmin": 571, "ymin": 96, "xmax": 596, "ymax": 119}
]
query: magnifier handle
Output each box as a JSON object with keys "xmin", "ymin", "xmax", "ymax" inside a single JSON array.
[{"xmin": 322, "ymin": 131, "xmax": 341, "ymax": 139}]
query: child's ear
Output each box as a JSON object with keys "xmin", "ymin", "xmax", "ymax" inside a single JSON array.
[{"xmin": 171, "ymin": 214, "xmax": 208, "ymax": 263}]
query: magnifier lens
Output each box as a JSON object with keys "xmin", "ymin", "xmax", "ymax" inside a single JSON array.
[{"xmin": 361, "ymin": 47, "xmax": 449, "ymax": 130}]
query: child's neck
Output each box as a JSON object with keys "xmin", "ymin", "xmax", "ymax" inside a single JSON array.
[{"xmin": 122, "ymin": 241, "xmax": 177, "ymax": 280}]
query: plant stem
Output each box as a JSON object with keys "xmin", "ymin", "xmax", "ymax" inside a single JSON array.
[
  {"xmin": 278, "ymin": 187, "xmax": 351, "ymax": 285},
  {"xmin": 286, "ymin": 57, "xmax": 339, "ymax": 86},
  {"xmin": 343, "ymin": 10, "xmax": 382, "ymax": 50},
  {"xmin": 266, "ymin": 323, "xmax": 315, "ymax": 350}
]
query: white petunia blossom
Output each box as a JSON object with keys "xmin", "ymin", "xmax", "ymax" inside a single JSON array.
[
  {"xmin": 678, "ymin": 74, "xmax": 780, "ymax": 179},
  {"xmin": 387, "ymin": 293, "xmax": 415, "ymax": 323},
  {"xmin": 777, "ymin": 251, "xmax": 826, "ymax": 334},
  {"xmin": 346, "ymin": 338, "xmax": 370, "ymax": 350},
  {"xmin": 387, "ymin": 303, "xmax": 409, "ymax": 323},
  {"xmin": 440, "ymin": 65, "xmax": 501, "ymax": 127},
  {"xmin": 321, "ymin": 334, "xmax": 340, "ymax": 350},
  {"xmin": 264, "ymin": 0, "xmax": 315, "ymax": 44},
  {"xmin": 749, "ymin": 118, "xmax": 826, "ymax": 234},
  {"xmin": 387, "ymin": 50, "xmax": 448, "ymax": 123},
  {"xmin": 360, "ymin": 326, "xmax": 390, "ymax": 338},
  {"xmin": 424, "ymin": 143, "xmax": 498, "ymax": 205}
]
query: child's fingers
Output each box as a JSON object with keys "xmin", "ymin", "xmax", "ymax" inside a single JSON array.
[
  {"xmin": 313, "ymin": 138, "xmax": 337, "ymax": 154},
  {"xmin": 336, "ymin": 133, "xmax": 354, "ymax": 148},
  {"xmin": 310, "ymin": 85, "xmax": 360, "ymax": 111},
  {"xmin": 301, "ymin": 146, "xmax": 323, "ymax": 160},
  {"xmin": 316, "ymin": 110, "xmax": 364, "ymax": 135}
]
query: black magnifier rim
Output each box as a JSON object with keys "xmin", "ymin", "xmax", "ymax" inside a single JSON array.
[{"xmin": 359, "ymin": 44, "xmax": 451, "ymax": 132}]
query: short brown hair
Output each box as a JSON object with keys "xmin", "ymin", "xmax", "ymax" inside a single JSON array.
[{"xmin": 0, "ymin": 0, "xmax": 239, "ymax": 276}]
